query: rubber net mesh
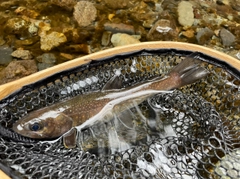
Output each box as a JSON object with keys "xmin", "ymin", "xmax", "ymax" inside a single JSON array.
[{"xmin": 0, "ymin": 51, "xmax": 239, "ymax": 179}]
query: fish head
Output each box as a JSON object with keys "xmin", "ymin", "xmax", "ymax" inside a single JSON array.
[{"xmin": 12, "ymin": 108, "xmax": 73, "ymax": 139}]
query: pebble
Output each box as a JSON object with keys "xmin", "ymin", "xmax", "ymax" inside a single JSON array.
[
  {"xmin": 219, "ymin": 28, "xmax": 236, "ymax": 46},
  {"xmin": 0, "ymin": 45, "xmax": 13, "ymax": 65},
  {"xmin": 28, "ymin": 23, "xmax": 38, "ymax": 35},
  {"xmin": 11, "ymin": 49, "xmax": 32, "ymax": 60},
  {"xmin": 14, "ymin": 6, "xmax": 39, "ymax": 19},
  {"xmin": 147, "ymin": 19, "xmax": 178, "ymax": 41},
  {"xmin": 62, "ymin": 44, "xmax": 91, "ymax": 54},
  {"xmin": 37, "ymin": 63, "xmax": 54, "ymax": 71},
  {"xmin": 4, "ymin": 18, "xmax": 29, "ymax": 38},
  {"xmin": 101, "ymin": 31, "xmax": 112, "ymax": 46},
  {"xmin": 51, "ymin": 0, "xmax": 77, "ymax": 11},
  {"xmin": 129, "ymin": 1, "xmax": 159, "ymax": 28},
  {"xmin": 62, "ymin": 28, "xmax": 81, "ymax": 44},
  {"xmin": 104, "ymin": 23, "xmax": 135, "ymax": 35},
  {"xmin": 0, "ymin": 36, "xmax": 6, "ymax": 46},
  {"xmin": 40, "ymin": 31, "xmax": 67, "ymax": 51},
  {"xmin": 111, "ymin": 33, "xmax": 140, "ymax": 47},
  {"xmin": 196, "ymin": 27, "xmax": 214, "ymax": 45},
  {"xmin": 104, "ymin": 0, "xmax": 132, "ymax": 9},
  {"xmin": 0, "ymin": 60, "xmax": 37, "ymax": 84},
  {"xmin": 177, "ymin": 1, "xmax": 194, "ymax": 28},
  {"xmin": 202, "ymin": 13, "xmax": 226, "ymax": 27},
  {"xmin": 60, "ymin": 53, "xmax": 74, "ymax": 61},
  {"xmin": 231, "ymin": 0, "xmax": 240, "ymax": 11},
  {"xmin": 15, "ymin": 36, "xmax": 40, "ymax": 47},
  {"xmin": 73, "ymin": 1, "xmax": 97, "ymax": 27},
  {"xmin": 38, "ymin": 22, "xmax": 51, "ymax": 36},
  {"xmin": 37, "ymin": 63, "xmax": 55, "ymax": 71},
  {"xmin": 36, "ymin": 53, "xmax": 56, "ymax": 64},
  {"xmin": 217, "ymin": 0, "xmax": 230, "ymax": 5},
  {"xmin": 181, "ymin": 29, "xmax": 195, "ymax": 38}
]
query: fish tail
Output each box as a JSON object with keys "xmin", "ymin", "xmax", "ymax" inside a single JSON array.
[{"xmin": 170, "ymin": 52, "xmax": 209, "ymax": 87}]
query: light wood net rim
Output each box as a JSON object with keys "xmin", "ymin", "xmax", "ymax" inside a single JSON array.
[{"xmin": 0, "ymin": 41, "xmax": 239, "ymax": 100}]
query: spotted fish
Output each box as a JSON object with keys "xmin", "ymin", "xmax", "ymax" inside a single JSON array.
[{"xmin": 12, "ymin": 53, "xmax": 209, "ymax": 148}]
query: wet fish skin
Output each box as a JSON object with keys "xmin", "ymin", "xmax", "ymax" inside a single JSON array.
[{"xmin": 12, "ymin": 53, "xmax": 209, "ymax": 139}]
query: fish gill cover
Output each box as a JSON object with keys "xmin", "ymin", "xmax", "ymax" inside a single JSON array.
[{"xmin": 0, "ymin": 49, "xmax": 239, "ymax": 179}]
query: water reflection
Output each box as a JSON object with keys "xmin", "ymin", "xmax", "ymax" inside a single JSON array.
[{"xmin": 76, "ymin": 90, "xmax": 222, "ymax": 158}]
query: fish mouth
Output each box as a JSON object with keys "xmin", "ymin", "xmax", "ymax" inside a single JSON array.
[
  {"xmin": 12, "ymin": 122, "xmax": 23, "ymax": 132},
  {"xmin": 12, "ymin": 122, "xmax": 22, "ymax": 134}
]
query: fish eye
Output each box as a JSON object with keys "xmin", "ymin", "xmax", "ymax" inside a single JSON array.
[{"xmin": 29, "ymin": 122, "xmax": 42, "ymax": 131}]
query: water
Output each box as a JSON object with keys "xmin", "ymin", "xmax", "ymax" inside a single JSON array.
[
  {"xmin": 77, "ymin": 107, "xmax": 148, "ymax": 155},
  {"xmin": 75, "ymin": 93, "xmax": 189, "ymax": 156}
]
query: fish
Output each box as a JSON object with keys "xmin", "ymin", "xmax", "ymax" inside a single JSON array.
[{"xmin": 12, "ymin": 52, "xmax": 209, "ymax": 148}]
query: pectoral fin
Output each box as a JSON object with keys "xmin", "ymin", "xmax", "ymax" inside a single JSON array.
[
  {"xmin": 115, "ymin": 108, "xmax": 135, "ymax": 129},
  {"xmin": 63, "ymin": 128, "xmax": 77, "ymax": 149}
]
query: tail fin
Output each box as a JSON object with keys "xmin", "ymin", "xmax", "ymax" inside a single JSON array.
[{"xmin": 170, "ymin": 52, "xmax": 209, "ymax": 86}]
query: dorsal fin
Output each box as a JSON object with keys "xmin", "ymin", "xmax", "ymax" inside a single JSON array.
[{"xmin": 102, "ymin": 75, "xmax": 123, "ymax": 91}]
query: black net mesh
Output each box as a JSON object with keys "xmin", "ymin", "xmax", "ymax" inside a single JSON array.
[{"xmin": 0, "ymin": 50, "xmax": 239, "ymax": 179}]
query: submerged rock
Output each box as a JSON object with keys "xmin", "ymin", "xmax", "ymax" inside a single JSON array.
[
  {"xmin": 11, "ymin": 49, "xmax": 32, "ymax": 60},
  {"xmin": 4, "ymin": 18, "xmax": 29, "ymax": 38},
  {"xmin": 0, "ymin": 60, "xmax": 37, "ymax": 84},
  {"xmin": 28, "ymin": 23, "xmax": 38, "ymax": 35},
  {"xmin": 15, "ymin": 36, "xmax": 40, "ymax": 47},
  {"xmin": 177, "ymin": 1, "xmax": 194, "ymax": 28},
  {"xmin": 219, "ymin": 28, "xmax": 236, "ymax": 46},
  {"xmin": 196, "ymin": 27, "xmax": 214, "ymax": 45},
  {"xmin": 51, "ymin": 0, "xmax": 77, "ymax": 11},
  {"xmin": 181, "ymin": 29, "xmax": 195, "ymax": 38},
  {"xmin": 104, "ymin": 0, "xmax": 133, "ymax": 9},
  {"xmin": 38, "ymin": 22, "xmax": 51, "ymax": 36},
  {"xmin": 111, "ymin": 33, "xmax": 140, "ymax": 47},
  {"xmin": 36, "ymin": 53, "xmax": 56, "ymax": 64},
  {"xmin": 216, "ymin": 0, "xmax": 230, "ymax": 5},
  {"xmin": 60, "ymin": 53, "xmax": 74, "ymax": 61},
  {"xmin": 0, "ymin": 46, "xmax": 13, "ymax": 65},
  {"xmin": 37, "ymin": 63, "xmax": 55, "ymax": 71},
  {"xmin": 62, "ymin": 44, "xmax": 91, "ymax": 54},
  {"xmin": 14, "ymin": 6, "xmax": 39, "ymax": 19},
  {"xmin": 104, "ymin": 23, "xmax": 135, "ymax": 35},
  {"xmin": 231, "ymin": 0, "xmax": 240, "ymax": 11},
  {"xmin": 36, "ymin": 53, "xmax": 56, "ymax": 71},
  {"xmin": 101, "ymin": 31, "xmax": 112, "ymax": 46},
  {"xmin": 40, "ymin": 31, "xmax": 67, "ymax": 51},
  {"xmin": 0, "ymin": 36, "xmax": 5, "ymax": 46},
  {"xmin": 73, "ymin": 1, "xmax": 97, "ymax": 27},
  {"xmin": 147, "ymin": 19, "xmax": 178, "ymax": 41},
  {"xmin": 129, "ymin": 1, "xmax": 160, "ymax": 28}
]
